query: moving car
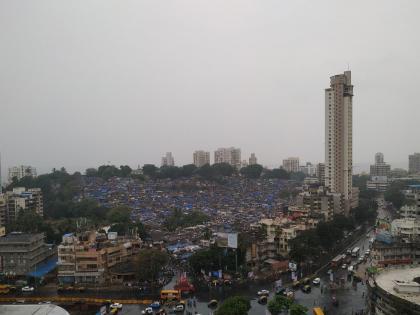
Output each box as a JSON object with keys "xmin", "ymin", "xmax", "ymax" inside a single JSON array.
[
  {"xmin": 142, "ymin": 307, "xmax": 153, "ymax": 315},
  {"xmin": 21, "ymin": 286, "xmax": 34, "ymax": 292},
  {"xmin": 258, "ymin": 295, "xmax": 268, "ymax": 304},
  {"xmin": 110, "ymin": 303, "xmax": 123, "ymax": 309},
  {"xmin": 301, "ymin": 285, "xmax": 311, "ymax": 293},
  {"xmin": 341, "ymin": 264, "xmax": 348, "ymax": 269},
  {"xmin": 312, "ymin": 278, "xmax": 321, "ymax": 285},
  {"xmin": 208, "ymin": 300, "xmax": 218, "ymax": 308},
  {"xmin": 257, "ymin": 289, "xmax": 270, "ymax": 296}
]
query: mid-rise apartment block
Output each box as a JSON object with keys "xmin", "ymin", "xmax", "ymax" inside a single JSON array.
[
  {"xmin": 409, "ymin": 153, "xmax": 420, "ymax": 174},
  {"xmin": 193, "ymin": 150, "xmax": 210, "ymax": 167},
  {"xmin": 58, "ymin": 231, "xmax": 142, "ymax": 285},
  {"xmin": 300, "ymin": 162, "xmax": 316, "ymax": 176},
  {"xmin": 8, "ymin": 165, "xmax": 37, "ymax": 183},
  {"xmin": 282, "ymin": 157, "xmax": 299, "ymax": 173},
  {"xmin": 316, "ymin": 163, "xmax": 325, "ymax": 186},
  {"xmin": 0, "ymin": 232, "xmax": 55, "ymax": 276},
  {"xmin": 325, "ymin": 71, "xmax": 354, "ymax": 214},
  {"xmin": 5, "ymin": 187, "xmax": 43, "ymax": 222},
  {"xmin": 214, "ymin": 147, "xmax": 241, "ymax": 169}
]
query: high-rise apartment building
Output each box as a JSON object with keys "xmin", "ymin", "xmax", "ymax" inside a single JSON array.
[
  {"xmin": 409, "ymin": 153, "xmax": 420, "ymax": 174},
  {"xmin": 8, "ymin": 165, "xmax": 37, "ymax": 183},
  {"xmin": 214, "ymin": 147, "xmax": 241, "ymax": 169},
  {"xmin": 282, "ymin": 157, "xmax": 300, "ymax": 173},
  {"xmin": 193, "ymin": 151, "xmax": 210, "ymax": 167},
  {"xmin": 300, "ymin": 162, "xmax": 317, "ymax": 176},
  {"xmin": 249, "ymin": 153, "xmax": 258, "ymax": 165},
  {"xmin": 161, "ymin": 152, "xmax": 175, "ymax": 167},
  {"xmin": 316, "ymin": 163, "xmax": 325, "ymax": 186},
  {"xmin": 324, "ymin": 71, "xmax": 353, "ymax": 214}
]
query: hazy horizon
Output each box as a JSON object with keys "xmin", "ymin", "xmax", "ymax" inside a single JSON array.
[{"xmin": 1, "ymin": 1, "xmax": 420, "ymax": 178}]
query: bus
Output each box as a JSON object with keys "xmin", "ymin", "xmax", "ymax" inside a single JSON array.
[
  {"xmin": 351, "ymin": 247, "xmax": 360, "ymax": 257},
  {"xmin": 160, "ymin": 290, "xmax": 181, "ymax": 301}
]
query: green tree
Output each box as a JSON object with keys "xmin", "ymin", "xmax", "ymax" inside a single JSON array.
[
  {"xmin": 196, "ymin": 164, "xmax": 214, "ymax": 179},
  {"xmin": 181, "ymin": 164, "xmax": 197, "ymax": 177},
  {"xmin": 212, "ymin": 163, "xmax": 235, "ymax": 177},
  {"xmin": 159, "ymin": 166, "xmax": 181, "ymax": 179},
  {"xmin": 240, "ymin": 164, "xmax": 263, "ymax": 179},
  {"xmin": 106, "ymin": 206, "xmax": 131, "ymax": 224},
  {"xmin": 85, "ymin": 168, "xmax": 98, "ymax": 177},
  {"xmin": 119, "ymin": 165, "xmax": 132, "ymax": 177},
  {"xmin": 135, "ymin": 249, "xmax": 169, "ymax": 282},
  {"xmin": 385, "ymin": 183, "xmax": 406, "ymax": 209},
  {"xmin": 142, "ymin": 164, "xmax": 158, "ymax": 177},
  {"xmin": 289, "ymin": 303, "xmax": 308, "ymax": 315},
  {"xmin": 215, "ymin": 296, "xmax": 251, "ymax": 315},
  {"xmin": 265, "ymin": 168, "xmax": 290, "ymax": 179},
  {"xmin": 267, "ymin": 295, "xmax": 293, "ymax": 315}
]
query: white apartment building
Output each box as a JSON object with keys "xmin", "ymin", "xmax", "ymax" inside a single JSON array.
[
  {"xmin": 193, "ymin": 150, "xmax": 210, "ymax": 167},
  {"xmin": 214, "ymin": 147, "xmax": 241, "ymax": 169},
  {"xmin": 325, "ymin": 71, "xmax": 354, "ymax": 214},
  {"xmin": 299, "ymin": 162, "xmax": 317, "ymax": 176},
  {"xmin": 282, "ymin": 157, "xmax": 299, "ymax": 173},
  {"xmin": 161, "ymin": 152, "xmax": 175, "ymax": 167},
  {"xmin": 249, "ymin": 153, "xmax": 258, "ymax": 165},
  {"xmin": 4, "ymin": 187, "xmax": 43, "ymax": 221},
  {"xmin": 8, "ymin": 165, "xmax": 37, "ymax": 183}
]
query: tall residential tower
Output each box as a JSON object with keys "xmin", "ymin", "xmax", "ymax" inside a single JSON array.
[{"xmin": 324, "ymin": 71, "xmax": 353, "ymax": 213}]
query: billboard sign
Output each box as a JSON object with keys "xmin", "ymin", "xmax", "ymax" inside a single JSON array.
[{"xmin": 217, "ymin": 232, "xmax": 238, "ymax": 249}]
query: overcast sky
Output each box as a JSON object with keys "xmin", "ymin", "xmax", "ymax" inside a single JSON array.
[{"xmin": 1, "ymin": 0, "xmax": 420, "ymax": 177}]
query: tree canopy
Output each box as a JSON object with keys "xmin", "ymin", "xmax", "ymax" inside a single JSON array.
[
  {"xmin": 240, "ymin": 164, "xmax": 263, "ymax": 179},
  {"xmin": 135, "ymin": 249, "xmax": 169, "ymax": 282},
  {"xmin": 215, "ymin": 296, "xmax": 251, "ymax": 315}
]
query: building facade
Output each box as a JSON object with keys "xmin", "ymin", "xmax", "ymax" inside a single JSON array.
[
  {"xmin": 249, "ymin": 153, "xmax": 257, "ymax": 165},
  {"xmin": 193, "ymin": 150, "xmax": 210, "ymax": 167},
  {"xmin": 0, "ymin": 232, "xmax": 54, "ymax": 276},
  {"xmin": 8, "ymin": 165, "xmax": 37, "ymax": 183},
  {"xmin": 58, "ymin": 231, "xmax": 142, "ymax": 285},
  {"xmin": 324, "ymin": 71, "xmax": 353, "ymax": 214},
  {"xmin": 214, "ymin": 147, "xmax": 241, "ymax": 169},
  {"xmin": 409, "ymin": 153, "xmax": 420, "ymax": 174},
  {"xmin": 161, "ymin": 152, "xmax": 175, "ymax": 167},
  {"xmin": 282, "ymin": 157, "xmax": 299, "ymax": 173},
  {"xmin": 4, "ymin": 187, "xmax": 43, "ymax": 222}
]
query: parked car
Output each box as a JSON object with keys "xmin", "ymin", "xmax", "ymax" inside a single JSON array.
[
  {"xmin": 142, "ymin": 307, "xmax": 153, "ymax": 315},
  {"xmin": 341, "ymin": 264, "xmax": 348, "ymax": 269}
]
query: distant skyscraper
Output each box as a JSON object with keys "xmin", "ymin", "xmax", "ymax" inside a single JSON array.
[
  {"xmin": 193, "ymin": 150, "xmax": 210, "ymax": 167},
  {"xmin": 8, "ymin": 165, "xmax": 37, "ymax": 183},
  {"xmin": 282, "ymin": 157, "xmax": 300, "ymax": 173},
  {"xmin": 324, "ymin": 70, "xmax": 353, "ymax": 213},
  {"xmin": 161, "ymin": 152, "xmax": 175, "ymax": 167},
  {"xmin": 214, "ymin": 147, "xmax": 241, "ymax": 169},
  {"xmin": 375, "ymin": 152, "xmax": 384, "ymax": 164},
  {"xmin": 409, "ymin": 153, "xmax": 420, "ymax": 174},
  {"xmin": 316, "ymin": 163, "xmax": 325, "ymax": 186},
  {"xmin": 249, "ymin": 153, "xmax": 257, "ymax": 165},
  {"xmin": 370, "ymin": 153, "xmax": 391, "ymax": 177}
]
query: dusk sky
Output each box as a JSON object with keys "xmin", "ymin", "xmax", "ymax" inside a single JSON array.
[{"xmin": 1, "ymin": 0, "xmax": 420, "ymax": 177}]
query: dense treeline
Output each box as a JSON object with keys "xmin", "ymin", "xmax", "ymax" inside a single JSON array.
[{"xmin": 163, "ymin": 209, "xmax": 210, "ymax": 232}]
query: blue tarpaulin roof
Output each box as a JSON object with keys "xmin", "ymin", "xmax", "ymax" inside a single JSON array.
[{"xmin": 27, "ymin": 257, "xmax": 57, "ymax": 278}]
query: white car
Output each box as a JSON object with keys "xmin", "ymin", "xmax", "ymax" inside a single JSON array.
[
  {"xmin": 142, "ymin": 307, "xmax": 153, "ymax": 315},
  {"xmin": 21, "ymin": 286, "xmax": 34, "ymax": 292},
  {"xmin": 111, "ymin": 303, "xmax": 123, "ymax": 309},
  {"xmin": 348, "ymin": 265, "xmax": 354, "ymax": 272},
  {"xmin": 258, "ymin": 289, "xmax": 270, "ymax": 296},
  {"xmin": 312, "ymin": 278, "xmax": 321, "ymax": 285},
  {"xmin": 341, "ymin": 264, "xmax": 348, "ymax": 269}
]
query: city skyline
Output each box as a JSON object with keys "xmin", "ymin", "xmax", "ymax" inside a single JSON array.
[{"xmin": 1, "ymin": 1, "xmax": 420, "ymax": 175}]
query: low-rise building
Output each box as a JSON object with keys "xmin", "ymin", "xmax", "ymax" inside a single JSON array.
[
  {"xmin": 367, "ymin": 266, "xmax": 420, "ymax": 314},
  {"xmin": 0, "ymin": 232, "xmax": 55, "ymax": 276},
  {"xmin": 57, "ymin": 231, "xmax": 142, "ymax": 285}
]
